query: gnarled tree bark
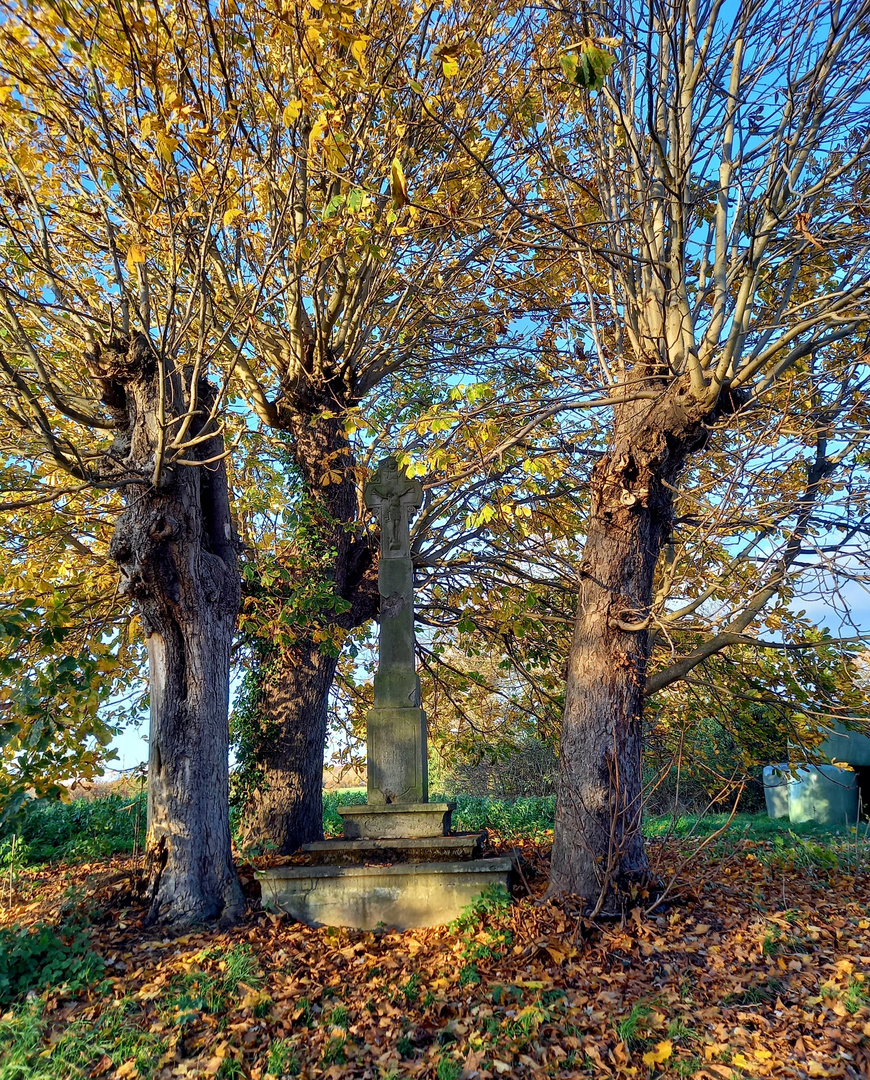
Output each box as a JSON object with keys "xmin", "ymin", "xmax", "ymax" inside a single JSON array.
[
  {"xmin": 97, "ymin": 335, "xmax": 243, "ymax": 925},
  {"xmin": 550, "ymin": 380, "xmax": 711, "ymax": 913}
]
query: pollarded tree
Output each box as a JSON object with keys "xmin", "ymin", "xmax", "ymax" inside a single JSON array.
[
  {"xmin": 0, "ymin": 8, "xmax": 247, "ymax": 922},
  {"xmin": 522, "ymin": 0, "xmax": 870, "ymax": 909},
  {"xmin": 0, "ymin": 0, "xmax": 562, "ymax": 859}
]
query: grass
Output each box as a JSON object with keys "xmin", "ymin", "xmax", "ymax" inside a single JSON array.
[
  {"xmin": 159, "ymin": 942, "xmax": 264, "ymax": 1030},
  {"xmin": 4, "ymin": 792, "xmax": 868, "ymax": 871},
  {"xmin": 0, "ymin": 998, "xmax": 165, "ymax": 1080},
  {"xmin": 643, "ymin": 810, "xmax": 859, "ymax": 841},
  {"xmin": 266, "ymin": 1038, "xmax": 299, "ymax": 1077},
  {"xmin": 615, "ymin": 1001, "xmax": 653, "ymax": 1046}
]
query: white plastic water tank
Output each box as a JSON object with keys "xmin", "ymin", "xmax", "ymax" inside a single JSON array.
[
  {"xmin": 788, "ymin": 764, "xmax": 859, "ymax": 826},
  {"xmin": 763, "ymin": 764, "xmax": 790, "ymax": 820}
]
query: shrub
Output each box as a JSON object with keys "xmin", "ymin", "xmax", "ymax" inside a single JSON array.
[
  {"xmin": 451, "ymin": 795, "xmax": 555, "ymax": 835},
  {"xmin": 0, "ymin": 791, "xmax": 146, "ymax": 867},
  {"xmin": 0, "ymin": 920, "xmax": 106, "ymax": 1006},
  {"xmin": 433, "ymin": 737, "xmax": 558, "ymax": 799}
]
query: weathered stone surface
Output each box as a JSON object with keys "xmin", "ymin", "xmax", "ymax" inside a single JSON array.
[
  {"xmin": 339, "ymin": 802, "xmax": 454, "ymax": 839},
  {"xmin": 300, "ymin": 833, "xmax": 486, "ymax": 864},
  {"xmin": 362, "ymin": 458, "xmax": 430, "ymax": 806},
  {"xmin": 257, "ymin": 857, "xmax": 512, "ymax": 930},
  {"xmin": 367, "ymin": 706, "xmax": 428, "ymax": 804}
]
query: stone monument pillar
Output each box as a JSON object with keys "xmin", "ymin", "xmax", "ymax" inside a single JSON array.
[
  {"xmin": 363, "ymin": 456, "xmax": 427, "ymax": 805},
  {"xmin": 255, "ymin": 456, "xmax": 512, "ymax": 929},
  {"xmin": 339, "ymin": 456, "xmax": 450, "ymax": 839}
]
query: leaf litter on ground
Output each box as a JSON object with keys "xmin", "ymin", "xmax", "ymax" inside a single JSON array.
[{"xmin": 0, "ymin": 827, "xmax": 869, "ymax": 1079}]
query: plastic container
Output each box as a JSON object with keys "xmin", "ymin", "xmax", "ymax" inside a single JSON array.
[
  {"xmin": 817, "ymin": 723, "xmax": 870, "ymax": 768},
  {"xmin": 763, "ymin": 764, "xmax": 791, "ymax": 820},
  {"xmin": 788, "ymin": 764, "xmax": 859, "ymax": 826}
]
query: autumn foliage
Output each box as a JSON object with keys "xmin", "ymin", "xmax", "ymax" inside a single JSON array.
[{"xmin": 2, "ymin": 824, "xmax": 870, "ymax": 1079}]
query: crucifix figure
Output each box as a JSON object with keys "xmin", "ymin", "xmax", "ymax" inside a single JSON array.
[{"xmin": 364, "ymin": 456, "xmax": 423, "ymax": 560}]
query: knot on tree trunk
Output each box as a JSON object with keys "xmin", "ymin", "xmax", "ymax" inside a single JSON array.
[{"xmin": 93, "ymin": 332, "xmax": 157, "ymax": 383}]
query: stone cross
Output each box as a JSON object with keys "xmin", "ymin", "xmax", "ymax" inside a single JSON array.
[
  {"xmin": 364, "ymin": 456, "xmax": 422, "ymax": 562},
  {"xmin": 363, "ymin": 457, "xmax": 426, "ymax": 804}
]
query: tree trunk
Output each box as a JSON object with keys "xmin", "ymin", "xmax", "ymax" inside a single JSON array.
[
  {"xmin": 550, "ymin": 383, "xmax": 706, "ymax": 913},
  {"xmin": 102, "ymin": 335, "xmax": 243, "ymax": 925},
  {"xmin": 240, "ymin": 377, "xmax": 378, "ymax": 852},
  {"xmin": 243, "ymin": 643, "xmax": 340, "ymax": 852}
]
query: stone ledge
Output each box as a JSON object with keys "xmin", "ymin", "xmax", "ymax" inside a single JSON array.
[
  {"xmin": 338, "ymin": 802, "xmax": 454, "ymax": 839},
  {"xmin": 301, "ymin": 833, "xmax": 485, "ymax": 865},
  {"xmin": 257, "ymin": 858, "xmax": 513, "ymax": 930}
]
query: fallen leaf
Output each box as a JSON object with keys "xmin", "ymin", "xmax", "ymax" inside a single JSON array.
[{"xmin": 641, "ymin": 1040, "xmax": 672, "ymax": 1066}]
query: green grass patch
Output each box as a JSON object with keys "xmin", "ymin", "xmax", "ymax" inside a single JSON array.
[
  {"xmin": 5, "ymin": 793, "xmax": 867, "ymax": 872},
  {"xmin": 642, "ymin": 811, "xmax": 858, "ymax": 841},
  {"xmin": 159, "ymin": 942, "xmax": 263, "ymax": 1027},
  {"xmin": 266, "ymin": 1038, "xmax": 299, "ymax": 1077},
  {"xmin": 0, "ymin": 998, "xmax": 165, "ymax": 1080}
]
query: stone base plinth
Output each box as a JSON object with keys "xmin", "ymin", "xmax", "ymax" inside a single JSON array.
[
  {"xmin": 301, "ymin": 833, "xmax": 485, "ymax": 864},
  {"xmin": 339, "ymin": 802, "xmax": 454, "ymax": 839},
  {"xmin": 367, "ymin": 706, "xmax": 428, "ymax": 803},
  {"xmin": 257, "ymin": 858, "xmax": 512, "ymax": 930}
]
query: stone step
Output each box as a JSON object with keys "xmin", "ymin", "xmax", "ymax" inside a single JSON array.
[
  {"xmin": 257, "ymin": 857, "xmax": 513, "ymax": 930},
  {"xmin": 338, "ymin": 801, "xmax": 454, "ymax": 839},
  {"xmin": 300, "ymin": 833, "xmax": 486, "ymax": 865}
]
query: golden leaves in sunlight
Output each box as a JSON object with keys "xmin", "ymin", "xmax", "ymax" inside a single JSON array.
[
  {"xmin": 125, "ymin": 243, "xmax": 146, "ymax": 273},
  {"xmin": 390, "ymin": 156, "xmax": 408, "ymax": 208}
]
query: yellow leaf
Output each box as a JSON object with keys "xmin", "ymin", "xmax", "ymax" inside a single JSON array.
[
  {"xmin": 115, "ymin": 1060, "xmax": 139, "ymax": 1079},
  {"xmin": 807, "ymin": 1064, "xmax": 830, "ymax": 1077},
  {"xmin": 155, "ymin": 130, "xmax": 179, "ymax": 163},
  {"xmin": 351, "ymin": 36, "xmax": 369, "ymax": 73},
  {"xmin": 309, "ymin": 114, "xmax": 328, "ymax": 153},
  {"xmin": 282, "ymin": 100, "xmax": 303, "ymax": 126},
  {"xmin": 641, "ymin": 1041, "xmax": 672, "ymax": 1067},
  {"xmin": 732, "ymin": 1054, "xmax": 752, "ymax": 1069},
  {"xmin": 125, "ymin": 243, "xmax": 146, "ymax": 273},
  {"xmin": 390, "ymin": 156, "xmax": 408, "ymax": 208},
  {"xmin": 442, "ymin": 57, "xmax": 459, "ymax": 78},
  {"xmin": 223, "ymin": 208, "xmax": 244, "ymax": 228}
]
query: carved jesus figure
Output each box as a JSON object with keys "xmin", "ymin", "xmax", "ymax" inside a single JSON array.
[{"xmin": 364, "ymin": 456, "xmax": 423, "ymax": 559}]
